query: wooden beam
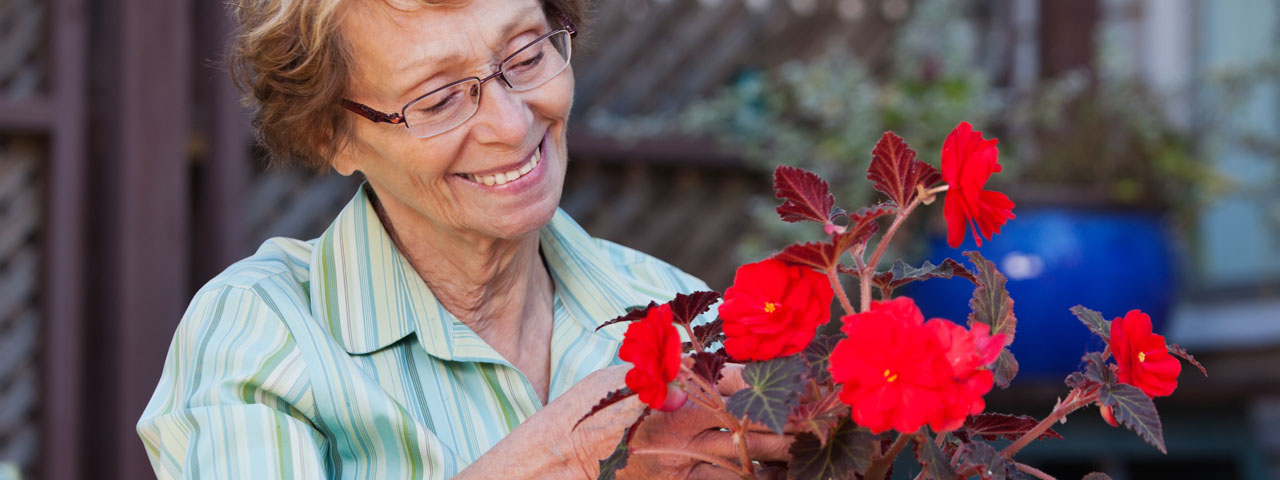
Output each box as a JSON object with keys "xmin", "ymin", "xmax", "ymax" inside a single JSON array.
[
  {"xmin": 0, "ymin": 98, "xmax": 53, "ymax": 132},
  {"xmin": 41, "ymin": 0, "xmax": 86, "ymax": 477}
]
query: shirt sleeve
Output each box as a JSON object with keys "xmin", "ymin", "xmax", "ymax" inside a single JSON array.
[{"xmin": 137, "ymin": 284, "xmax": 330, "ymax": 479}]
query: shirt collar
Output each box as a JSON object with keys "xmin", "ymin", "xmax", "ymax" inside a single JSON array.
[{"xmin": 309, "ymin": 184, "xmax": 652, "ymax": 359}]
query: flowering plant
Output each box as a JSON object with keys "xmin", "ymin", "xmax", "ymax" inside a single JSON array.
[{"xmin": 577, "ymin": 122, "xmax": 1206, "ymax": 480}]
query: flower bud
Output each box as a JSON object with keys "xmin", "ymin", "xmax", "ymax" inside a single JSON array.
[
  {"xmin": 1099, "ymin": 404, "xmax": 1118, "ymax": 427},
  {"xmin": 658, "ymin": 384, "xmax": 688, "ymax": 412}
]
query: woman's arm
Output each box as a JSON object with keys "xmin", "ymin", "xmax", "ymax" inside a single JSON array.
[{"xmin": 138, "ymin": 285, "xmax": 333, "ymax": 479}]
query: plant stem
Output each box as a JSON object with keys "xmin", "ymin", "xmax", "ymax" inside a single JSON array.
[
  {"xmin": 829, "ymin": 267, "xmax": 856, "ymax": 316},
  {"xmin": 1001, "ymin": 387, "xmax": 1100, "ymax": 458},
  {"xmin": 860, "ymin": 195, "xmax": 923, "ymax": 312},
  {"xmin": 630, "ymin": 448, "xmax": 746, "ymax": 477},
  {"xmin": 864, "ymin": 431, "xmax": 914, "ymax": 480},
  {"xmin": 680, "ymin": 323, "xmax": 705, "ymax": 354},
  {"xmin": 733, "ymin": 417, "xmax": 756, "ymax": 476},
  {"xmin": 1015, "ymin": 462, "xmax": 1058, "ymax": 480}
]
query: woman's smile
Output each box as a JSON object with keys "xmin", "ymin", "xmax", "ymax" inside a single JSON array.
[{"xmin": 454, "ymin": 132, "xmax": 549, "ymax": 195}]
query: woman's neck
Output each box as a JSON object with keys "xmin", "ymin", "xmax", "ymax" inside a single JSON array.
[{"xmin": 368, "ymin": 188, "xmax": 555, "ymax": 371}]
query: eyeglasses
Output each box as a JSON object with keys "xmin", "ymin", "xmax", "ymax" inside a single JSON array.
[{"xmin": 341, "ymin": 16, "xmax": 577, "ymax": 139}]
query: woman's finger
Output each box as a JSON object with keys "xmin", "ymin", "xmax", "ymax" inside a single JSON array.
[
  {"xmin": 690, "ymin": 430, "xmax": 795, "ymax": 463},
  {"xmin": 716, "ymin": 363, "xmax": 748, "ymax": 395},
  {"xmin": 689, "ymin": 461, "xmax": 745, "ymax": 480}
]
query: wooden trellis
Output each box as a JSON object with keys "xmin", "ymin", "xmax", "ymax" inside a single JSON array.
[{"xmin": 0, "ymin": 137, "xmax": 41, "ymax": 478}]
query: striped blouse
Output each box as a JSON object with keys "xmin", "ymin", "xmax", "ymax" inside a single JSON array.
[{"xmin": 137, "ymin": 184, "xmax": 710, "ymax": 479}]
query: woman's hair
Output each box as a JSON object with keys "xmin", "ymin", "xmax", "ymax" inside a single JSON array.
[{"xmin": 228, "ymin": 0, "xmax": 586, "ymax": 172}]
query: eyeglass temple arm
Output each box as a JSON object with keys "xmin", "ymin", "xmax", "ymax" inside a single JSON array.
[
  {"xmin": 341, "ymin": 99, "xmax": 405, "ymax": 125},
  {"xmin": 557, "ymin": 12, "xmax": 577, "ymax": 37}
]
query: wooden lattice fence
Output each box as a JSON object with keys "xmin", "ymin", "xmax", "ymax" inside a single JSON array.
[{"xmin": 0, "ymin": 137, "xmax": 42, "ymax": 478}]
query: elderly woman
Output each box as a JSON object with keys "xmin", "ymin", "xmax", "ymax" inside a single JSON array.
[{"xmin": 137, "ymin": 0, "xmax": 791, "ymax": 478}]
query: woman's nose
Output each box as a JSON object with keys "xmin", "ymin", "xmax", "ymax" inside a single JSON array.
[{"xmin": 468, "ymin": 80, "xmax": 532, "ymax": 146}]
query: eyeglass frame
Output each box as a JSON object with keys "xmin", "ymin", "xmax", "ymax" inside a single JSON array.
[{"xmin": 339, "ymin": 12, "xmax": 578, "ymax": 138}]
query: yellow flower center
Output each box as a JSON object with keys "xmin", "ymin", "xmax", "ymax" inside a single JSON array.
[
  {"xmin": 763, "ymin": 302, "xmax": 778, "ymax": 313},
  {"xmin": 883, "ymin": 369, "xmax": 898, "ymax": 383},
  {"xmin": 1138, "ymin": 351, "xmax": 1146, "ymax": 363}
]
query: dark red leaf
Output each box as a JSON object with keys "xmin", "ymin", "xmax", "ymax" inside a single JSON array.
[
  {"xmin": 574, "ymin": 387, "xmax": 637, "ymax": 430},
  {"xmin": 867, "ymin": 131, "xmax": 942, "ymax": 207},
  {"xmin": 955, "ymin": 441, "xmax": 1017, "ymax": 480},
  {"xmin": 595, "ymin": 302, "xmax": 658, "ymax": 333},
  {"xmin": 1099, "ymin": 382, "xmax": 1166, "ymax": 453},
  {"xmin": 773, "ymin": 242, "xmax": 844, "ymax": 273},
  {"xmin": 965, "ymin": 251, "xmax": 1018, "ymax": 388},
  {"xmin": 691, "ymin": 318, "xmax": 724, "ymax": 351},
  {"xmin": 775, "ymin": 165, "xmax": 836, "ymax": 223},
  {"xmin": 913, "ymin": 430, "xmax": 959, "ymax": 480},
  {"xmin": 690, "ymin": 350, "xmax": 728, "ymax": 386},
  {"xmin": 597, "ymin": 408, "xmax": 652, "ymax": 480},
  {"xmin": 772, "ymin": 226, "xmax": 868, "ymax": 273},
  {"xmin": 787, "ymin": 391, "xmax": 848, "ymax": 445},
  {"xmin": 1168, "ymin": 343, "xmax": 1207, "ymax": 376},
  {"xmin": 1082, "ymin": 473, "xmax": 1114, "ymax": 480},
  {"xmin": 668, "ymin": 291, "xmax": 722, "ymax": 327},
  {"xmin": 964, "ymin": 413, "xmax": 1063, "ymax": 442},
  {"xmin": 872, "ymin": 258, "xmax": 976, "ymax": 298}
]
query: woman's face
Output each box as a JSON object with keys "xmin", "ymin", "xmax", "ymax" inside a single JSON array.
[{"xmin": 335, "ymin": 0, "xmax": 572, "ymax": 243}]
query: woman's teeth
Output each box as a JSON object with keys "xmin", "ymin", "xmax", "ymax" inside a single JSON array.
[{"xmin": 469, "ymin": 146, "xmax": 541, "ymax": 186}]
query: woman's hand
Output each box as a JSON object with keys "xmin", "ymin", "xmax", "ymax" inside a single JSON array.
[
  {"xmin": 456, "ymin": 363, "xmax": 794, "ymax": 480},
  {"xmin": 568, "ymin": 363, "xmax": 794, "ymax": 479}
]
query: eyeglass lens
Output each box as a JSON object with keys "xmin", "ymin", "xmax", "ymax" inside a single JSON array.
[{"xmin": 403, "ymin": 30, "xmax": 572, "ymax": 138}]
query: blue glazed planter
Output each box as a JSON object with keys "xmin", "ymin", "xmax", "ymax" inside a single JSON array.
[{"xmin": 905, "ymin": 207, "xmax": 1176, "ymax": 379}]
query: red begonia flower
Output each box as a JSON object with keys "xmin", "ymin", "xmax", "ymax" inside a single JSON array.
[
  {"xmin": 1110, "ymin": 309, "xmax": 1180, "ymax": 398},
  {"xmin": 941, "ymin": 121, "xmax": 1016, "ymax": 248},
  {"xmin": 829, "ymin": 297, "xmax": 1001, "ymax": 434},
  {"xmin": 929, "ymin": 320, "xmax": 1004, "ymax": 431},
  {"xmin": 718, "ymin": 258, "xmax": 835, "ymax": 361},
  {"xmin": 618, "ymin": 304, "xmax": 684, "ymax": 410}
]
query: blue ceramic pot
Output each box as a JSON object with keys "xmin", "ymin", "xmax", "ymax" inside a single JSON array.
[{"xmin": 905, "ymin": 207, "xmax": 1176, "ymax": 379}]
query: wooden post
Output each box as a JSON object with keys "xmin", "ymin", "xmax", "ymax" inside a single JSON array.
[
  {"xmin": 41, "ymin": 0, "xmax": 87, "ymax": 477},
  {"xmin": 192, "ymin": 0, "xmax": 252, "ymax": 285},
  {"xmin": 84, "ymin": 0, "xmax": 192, "ymax": 477}
]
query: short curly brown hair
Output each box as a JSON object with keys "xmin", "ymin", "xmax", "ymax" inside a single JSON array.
[{"xmin": 229, "ymin": 0, "xmax": 586, "ymax": 172}]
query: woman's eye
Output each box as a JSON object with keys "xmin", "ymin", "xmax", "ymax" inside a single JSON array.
[
  {"xmin": 419, "ymin": 92, "xmax": 456, "ymax": 114},
  {"xmin": 511, "ymin": 51, "xmax": 544, "ymax": 70}
]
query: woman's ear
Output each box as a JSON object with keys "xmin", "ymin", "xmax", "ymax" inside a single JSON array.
[{"xmin": 327, "ymin": 134, "xmax": 361, "ymax": 176}]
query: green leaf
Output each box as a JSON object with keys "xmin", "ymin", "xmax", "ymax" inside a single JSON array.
[
  {"xmin": 965, "ymin": 251, "xmax": 1018, "ymax": 388},
  {"xmin": 1098, "ymin": 382, "xmax": 1166, "ymax": 454},
  {"xmin": 803, "ymin": 332, "xmax": 845, "ymax": 384},
  {"xmin": 727, "ymin": 356, "xmax": 807, "ymax": 434},
  {"xmin": 597, "ymin": 409, "xmax": 651, "ymax": 480},
  {"xmin": 1070, "ymin": 305, "xmax": 1111, "ymax": 343},
  {"xmin": 872, "ymin": 258, "xmax": 976, "ymax": 298},
  {"xmin": 787, "ymin": 417, "xmax": 875, "ymax": 480},
  {"xmin": 913, "ymin": 431, "xmax": 959, "ymax": 480}
]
